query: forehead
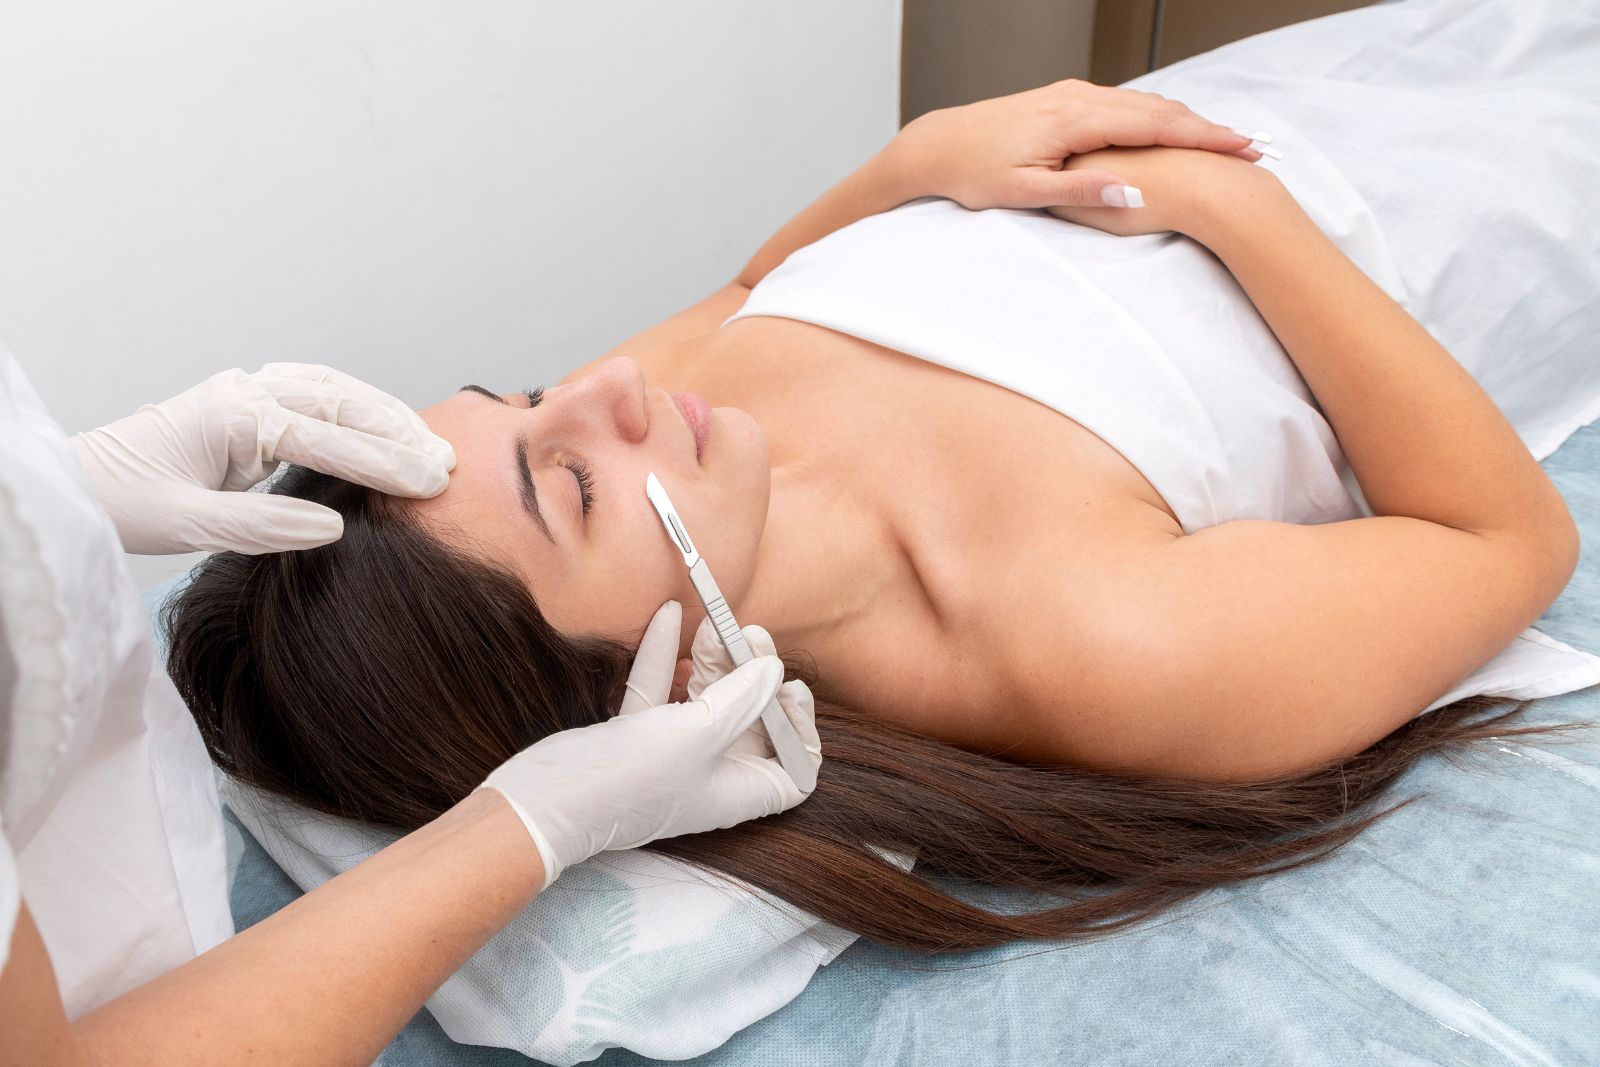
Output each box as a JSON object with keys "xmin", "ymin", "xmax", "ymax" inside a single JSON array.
[
  {"xmin": 407, "ymin": 390, "xmax": 548, "ymax": 567},
  {"xmin": 418, "ymin": 387, "xmax": 502, "ymax": 436}
]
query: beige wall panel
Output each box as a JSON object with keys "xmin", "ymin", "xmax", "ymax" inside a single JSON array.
[
  {"xmin": 1090, "ymin": 0, "xmax": 1159, "ymax": 86},
  {"xmin": 902, "ymin": 0, "xmax": 1097, "ymax": 122}
]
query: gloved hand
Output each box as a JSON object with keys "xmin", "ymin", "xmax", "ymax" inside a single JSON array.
[
  {"xmin": 686, "ymin": 612, "xmax": 823, "ymax": 767},
  {"xmin": 71, "ymin": 363, "xmax": 455, "ymax": 554},
  {"xmin": 480, "ymin": 600, "xmax": 823, "ymax": 891}
]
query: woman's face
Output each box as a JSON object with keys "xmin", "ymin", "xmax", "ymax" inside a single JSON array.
[{"xmin": 408, "ymin": 356, "xmax": 771, "ymax": 655}]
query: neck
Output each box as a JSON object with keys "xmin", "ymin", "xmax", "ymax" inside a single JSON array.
[
  {"xmin": 731, "ymin": 449, "xmax": 902, "ymax": 665},
  {"xmin": 637, "ymin": 329, "xmax": 919, "ymax": 667}
]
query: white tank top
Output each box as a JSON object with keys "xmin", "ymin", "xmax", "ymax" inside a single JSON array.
[
  {"xmin": 723, "ymin": 114, "xmax": 1600, "ymax": 710},
  {"xmin": 726, "ymin": 148, "xmax": 1409, "ymax": 536}
]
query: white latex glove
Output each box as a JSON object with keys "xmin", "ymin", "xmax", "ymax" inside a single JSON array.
[
  {"xmin": 70, "ymin": 363, "xmax": 455, "ymax": 554},
  {"xmin": 480, "ymin": 600, "xmax": 823, "ymax": 891},
  {"xmin": 687, "ymin": 613, "xmax": 824, "ymax": 766}
]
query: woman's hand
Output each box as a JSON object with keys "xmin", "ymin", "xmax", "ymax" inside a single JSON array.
[
  {"xmin": 889, "ymin": 79, "xmax": 1270, "ymax": 211},
  {"xmin": 1044, "ymin": 144, "xmax": 1287, "ymax": 239},
  {"xmin": 479, "ymin": 600, "xmax": 821, "ymax": 890}
]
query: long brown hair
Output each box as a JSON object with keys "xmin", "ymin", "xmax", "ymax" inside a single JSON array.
[{"xmin": 165, "ymin": 466, "xmax": 1570, "ymax": 953}]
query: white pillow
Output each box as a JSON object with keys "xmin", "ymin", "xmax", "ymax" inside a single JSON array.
[{"xmin": 224, "ymin": 777, "xmax": 889, "ymax": 1066}]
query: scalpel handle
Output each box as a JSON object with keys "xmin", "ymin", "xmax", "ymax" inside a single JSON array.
[
  {"xmin": 690, "ymin": 559, "xmax": 753, "ymax": 666},
  {"xmin": 688, "ymin": 560, "xmax": 818, "ymax": 794}
]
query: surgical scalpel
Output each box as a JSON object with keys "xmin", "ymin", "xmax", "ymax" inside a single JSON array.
[{"xmin": 645, "ymin": 471, "xmax": 817, "ymax": 793}]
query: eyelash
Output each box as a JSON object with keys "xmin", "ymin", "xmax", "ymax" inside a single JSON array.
[{"xmin": 524, "ymin": 385, "xmax": 595, "ymax": 517}]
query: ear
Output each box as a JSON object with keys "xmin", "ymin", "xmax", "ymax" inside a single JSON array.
[{"xmin": 670, "ymin": 657, "xmax": 692, "ymax": 703}]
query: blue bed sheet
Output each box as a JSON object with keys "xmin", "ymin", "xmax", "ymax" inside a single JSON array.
[{"xmin": 222, "ymin": 420, "xmax": 1600, "ymax": 1066}]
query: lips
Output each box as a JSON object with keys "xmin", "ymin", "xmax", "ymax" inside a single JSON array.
[{"xmin": 671, "ymin": 391, "xmax": 712, "ymax": 461}]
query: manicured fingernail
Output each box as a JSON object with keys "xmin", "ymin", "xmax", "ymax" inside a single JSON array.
[
  {"xmin": 1101, "ymin": 184, "xmax": 1144, "ymax": 208},
  {"xmin": 1231, "ymin": 127, "xmax": 1274, "ymax": 143},
  {"xmin": 1254, "ymin": 144, "xmax": 1283, "ymax": 160}
]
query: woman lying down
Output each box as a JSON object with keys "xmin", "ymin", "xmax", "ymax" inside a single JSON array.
[{"xmin": 167, "ymin": 50, "xmax": 1600, "ymax": 951}]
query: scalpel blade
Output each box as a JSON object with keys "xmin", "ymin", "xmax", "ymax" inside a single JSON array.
[{"xmin": 645, "ymin": 471, "xmax": 699, "ymax": 567}]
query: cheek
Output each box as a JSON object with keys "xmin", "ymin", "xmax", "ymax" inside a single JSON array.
[
  {"xmin": 620, "ymin": 501, "xmax": 692, "ymax": 584},
  {"xmin": 595, "ymin": 513, "xmax": 698, "ymax": 632}
]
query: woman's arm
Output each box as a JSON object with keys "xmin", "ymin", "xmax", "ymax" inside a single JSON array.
[
  {"xmin": 1185, "ymin": 165, "xmax": 1577, "ymax": 554},
  {"xmin": 3, "ymin": 790, "xmax": 542, "ymax": 1067},
  {"xmin": 1015, "ymin": 151, "xmax": 1579, "ymax": 780},
  {"xmin": 1048, "ymin": 146, "xmax": 1576, "ymax": 566}
]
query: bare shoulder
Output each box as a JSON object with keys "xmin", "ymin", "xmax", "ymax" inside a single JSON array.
[
  {"xmin": 995, "ymin": 514, "xmax": 1572, "ymax": 781},
  {"xmin": 875, "ymin": 501, "xmax": 1184, "ymax": 764}
]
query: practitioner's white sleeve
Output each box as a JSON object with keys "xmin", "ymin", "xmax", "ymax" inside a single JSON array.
[
  {"xmin": 0, "ymin": 344, "xmax": 232, "ymax": 1016},
  {"xmin": 0, "ymin": 822, "xmax": 17, "ymax": 975}
]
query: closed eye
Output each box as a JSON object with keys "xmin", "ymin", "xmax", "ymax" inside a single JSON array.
[
  {"xmin": 562, "ymin": 457, "xmax": 596, "ymax": 516},
  {"xmin": 521, "ymin": 386, "xmax": 594, "ymax": 517}
]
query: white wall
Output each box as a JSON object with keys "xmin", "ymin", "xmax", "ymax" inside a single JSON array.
[{"xmin": 0, "ymin": 1, "xmax": 901, "ymax": 587}]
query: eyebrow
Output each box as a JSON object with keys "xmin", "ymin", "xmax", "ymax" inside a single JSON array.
[
  {"xmin": 458, "ymin": 384, "xmax": 505, "ymax": 404},
  {"xmin": 515, "ymin": 436, "xmax": 557, "ymax": 545},
  {"xmin": 457, "ymin": 385, "xmax": 557, "ymax": 546}
]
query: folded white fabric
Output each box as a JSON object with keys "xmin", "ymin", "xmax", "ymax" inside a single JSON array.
[{"xmin": 222, "ymin": 777, "xmax": 872, "ymax": 1065}]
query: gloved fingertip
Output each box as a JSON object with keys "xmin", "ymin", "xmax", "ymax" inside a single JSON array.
[
  {"xmin": 703, "ymin": 654, "xmax": 781, "ymax": 713},
  {"xmin": 307, "ymin": 509, "xmax": 346, "ymax": 542},
  {"xmin": 742, "ymin": 624, "xmax": 777, "ymax": 659},
  {"xmin": 642, "ymin": 601, "xmax": 683, "ymax": 646},
  {"xmin": 216, "ymin": 529, "xmax": 343, "ymax": 554},
  {"xmin": 257, "ymin": 502, "xmax": 343, "ymax": 549},
  {"xmin": 428, "ymin": 438, "xmax": 457, "ymax": 472},
  {"xmin": 260, "ymin": 522, "xmax": 343, "ymax": 553},
  {"xmin": 396, "ymin": 462, "xmax": 451, "ymax": 498},
  {"xmin": 423, "ymin": 463, "xmax": 451, "ymax": 495},
  {"xmin": 690, "ymin": 612, "xmax": 729, "ymax": 658},
  {"xmin": 199, "ymin": 495, "xmax": 346, "ymax": 553},
  {"xmin": 741, "ymin": 655, "xmax": 785, "ymax": 697}
]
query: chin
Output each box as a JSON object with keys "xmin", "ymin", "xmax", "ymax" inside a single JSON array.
[
  {"xmin": 710, "ymin": 409, "xmax": 769, "ymax": 485},
  {"xmin": 713, "ymin": 405, "xmax": 764, "ymax": 449}
]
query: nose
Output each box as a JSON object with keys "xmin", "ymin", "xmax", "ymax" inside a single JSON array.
[{"xmin": 559, "ymin": 357, "xmax": 649, "ymax": 444}]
